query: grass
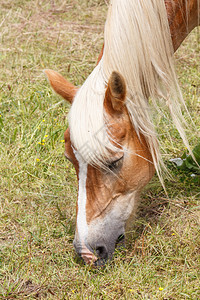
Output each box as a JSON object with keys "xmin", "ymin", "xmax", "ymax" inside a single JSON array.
[{"xmin": 0, "ymin": 0, "xmax": 199, "ymax": 299}]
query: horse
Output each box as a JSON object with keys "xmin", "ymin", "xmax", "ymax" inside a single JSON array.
[{"xmin": 44, "ymin": 0, "xmax": 199, "ymax": 266}]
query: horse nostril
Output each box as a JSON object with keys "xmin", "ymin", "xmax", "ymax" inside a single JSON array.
[{"xmin": 95, "ymin": 246, "xmax": 108, "ymax": 259}]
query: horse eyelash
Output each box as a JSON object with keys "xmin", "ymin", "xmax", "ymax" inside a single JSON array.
[{"xmin": 107, "ymin": 156, "xmax": 124, "ymax": 171}]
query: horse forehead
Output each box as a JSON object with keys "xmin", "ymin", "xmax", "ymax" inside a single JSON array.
[
  {"xmin": 108, "ymin": 122, "xmax": 126, "ymax": 139},
  {"xmin": 106, "ymin": 110, "xmax": 131, "ymax": 134}
]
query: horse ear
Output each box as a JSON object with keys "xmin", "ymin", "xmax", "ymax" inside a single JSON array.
[
  {"xmin": 105, "ymin": 71, "xmax": 126, "ymax": 113},
  {"xmin": 44, "ymin": 69, "xmax": 77, "ymax": 104}
]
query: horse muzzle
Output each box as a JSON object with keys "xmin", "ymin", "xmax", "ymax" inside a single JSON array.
[{"xmin": 73, "ymin": 230, "xmax": 125, "ymax": 266}]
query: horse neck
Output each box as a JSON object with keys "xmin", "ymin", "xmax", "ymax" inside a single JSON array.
[
  {"xmin": 97, "ymin": 1, "xmax": 199, "ymax": 61},
  {"xmin": 166, "ymin": 0, "xmax": 199, "ymax": 51}
]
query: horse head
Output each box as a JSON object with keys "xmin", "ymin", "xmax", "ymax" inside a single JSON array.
[
  {"xmin": 44, "ymin": 0, "xmax": 199, "ymax": 266},
  {"xmin": 45, "ymin": 69, "xmax": 155, "ymax": 265}
]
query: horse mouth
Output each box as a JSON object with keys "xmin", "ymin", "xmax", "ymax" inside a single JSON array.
[
  {"xmin": 76, "ymin": 234, "xmax": 126, "ymax": 267},
  {"xmin": 80, "ymin": 244, "xmax": 98, "ymax": 265},
  {"xmin": 81, "ymin": 252, "xmax": 98, "ymax": 265}
]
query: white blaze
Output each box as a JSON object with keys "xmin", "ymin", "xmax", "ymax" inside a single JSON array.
[
  {"xmin": 73, "ymin": 149, "xmax": 88, "ymax": 243},
  {"xmin": 73, "ymin": 149, "xmax": 98, "ymax": 264}
]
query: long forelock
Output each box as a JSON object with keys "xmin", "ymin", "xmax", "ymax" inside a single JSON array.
[
  {"xmin": 69, "ymin": 0, "xmax": 194, "ymax": 186},
  {"xmin": 68, "ymin": 63, "xmax": 121, "ymax": 167}
]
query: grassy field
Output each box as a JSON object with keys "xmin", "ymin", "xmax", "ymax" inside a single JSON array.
[{"xmin": 0, "ymin": 0, "xmax": 199, "ymax": 299}]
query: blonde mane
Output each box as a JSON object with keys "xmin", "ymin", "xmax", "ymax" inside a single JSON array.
[{"xmin": 69, "ymin": 0, "xmax": 191, "ymax": 184}]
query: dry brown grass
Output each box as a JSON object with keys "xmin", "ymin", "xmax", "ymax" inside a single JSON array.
[{"xmin": 0, "ymin": 1, "xmax": 199, "ymax": 299}]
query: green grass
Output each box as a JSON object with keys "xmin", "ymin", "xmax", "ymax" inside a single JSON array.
[{"xmin": 0, "ymin": 1, "xmax": 199, "ymax": 299}]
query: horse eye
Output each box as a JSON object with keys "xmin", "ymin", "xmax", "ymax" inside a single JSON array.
[{"xmin": 107, "ymin": 156, "xmax": 123, "ymax": 171}]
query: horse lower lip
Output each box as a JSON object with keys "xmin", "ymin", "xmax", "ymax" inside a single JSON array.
[{"xmin": 81, "ymin": 251, "xmax": 97, "ymax": 265}]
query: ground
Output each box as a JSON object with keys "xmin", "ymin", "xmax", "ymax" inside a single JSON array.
[{"xmin": 0, "ymin": 0, "xmax": 199, "ymax": 299}]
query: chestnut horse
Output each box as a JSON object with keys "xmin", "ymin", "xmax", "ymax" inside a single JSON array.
[{"xmin": 45, "ymin": 0, "xmax": 199, "ymax": 266}]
